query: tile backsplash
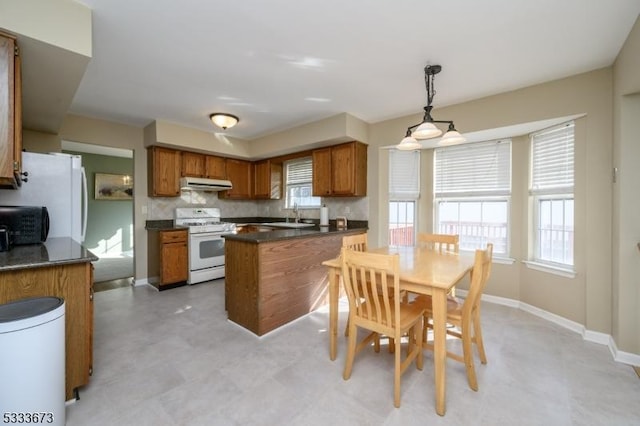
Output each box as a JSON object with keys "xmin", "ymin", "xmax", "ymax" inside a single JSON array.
[{"xmin": 147, "ymin": 191, "xmax": 368, "ymax": 222}]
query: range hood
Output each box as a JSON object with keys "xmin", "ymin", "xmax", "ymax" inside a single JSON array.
[{"xmin": 180, "ymin": 177, "xmax": 233, "ymax": 191}]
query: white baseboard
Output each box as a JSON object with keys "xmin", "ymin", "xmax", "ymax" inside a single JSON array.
[
  {"xmin": 456, "ymin": 289, "xmax": 639, "ymax": 367},
  {"xmin": 133, "ymin": 277, "xmax": 154, "ymax": 288}
]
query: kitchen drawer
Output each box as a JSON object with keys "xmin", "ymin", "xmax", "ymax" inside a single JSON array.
[{"xmin": 160, "ymin": 229, "xmax": 187, "ymax": 244}]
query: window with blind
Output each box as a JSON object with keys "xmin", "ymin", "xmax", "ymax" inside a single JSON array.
[
  {"xmin": 530, "ymin": 122, "xmax": 574, "ymax": 266},
  {"xmin": 285, "ymin": 157, "xmax": 321, "ymax": 208},
  {"xmin": 434, "ymin": 140, "xmax": 511, "ymax": 254},
  {"xmin": 389, "ymin": 149, "xmax": 420, "ymax": 246}
]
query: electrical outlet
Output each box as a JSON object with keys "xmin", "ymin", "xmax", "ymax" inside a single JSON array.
[{"xmin": 345, "ymin": 206, "xmax": 351, "ymax": 214}]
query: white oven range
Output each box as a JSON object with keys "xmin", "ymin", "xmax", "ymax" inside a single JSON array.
[{"xmin": 175, "ymin": 207, "xmax": 236, "ymax": 284}]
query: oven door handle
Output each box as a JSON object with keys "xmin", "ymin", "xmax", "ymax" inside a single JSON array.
[{"xmin": 190, "ymin": 232, "xmax": 224, "ymax": 241}]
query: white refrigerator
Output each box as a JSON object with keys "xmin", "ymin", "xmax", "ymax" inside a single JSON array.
[{"xmin": 0, "ymin": 152, "xmax": 87, "ymax": 243}]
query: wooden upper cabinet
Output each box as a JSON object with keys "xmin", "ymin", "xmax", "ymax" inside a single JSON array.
[
  {"xmin": 219, "ymin": 158, "xmax": 252, "ymax": 199},
  {"xmin": 205, "ymin": 155, "xmax": 227, "ymax": 179},
  {"xmin": 181, "ymin": 152, "xmax": 205, "ymax": 177},
  {"xmin": 313, "ymin": 141, "xmax": 367, "ymax": 197},
  {"xmin": 253, "ymin": 159, "xmax": 282, "ymax": 200},
  {"xmin": 0, "ymin": 32, "xmax": 22, "ymax": 189},
  {"xmin": 312, "ymin": 148, "xmax": 332, "ymax": 196},
  {"xmin": 148, "ymin": 146, "xmax": 181, "ymax": 197}
]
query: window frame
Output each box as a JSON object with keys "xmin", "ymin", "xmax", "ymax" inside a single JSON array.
[
  {"xmin": 284, "ymin": 157, "xmax": 321, "ymax": 209},
  {"xmin": 434, "ymin": 196, "xmax": 511, "ymax": 255},
  {"xmin": 529, "ymin": 122, "xmax": 575, "ymax": 269},
  {"xmin": 388, "ymin": 149, "xmax": 420, "ymax": 246},
  {"xmin": 433, "ymin": 140, "xmax": 512, "ymax": 256}
]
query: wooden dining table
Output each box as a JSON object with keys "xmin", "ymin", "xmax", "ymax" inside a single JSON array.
[{"xmin": 322, "ymin": 245, "xmax": 475, "ymax": 416}]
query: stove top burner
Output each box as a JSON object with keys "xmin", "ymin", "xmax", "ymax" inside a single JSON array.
[{"xmin": 174, "ymin": 207, "xmax": 236, "ymax": 234}]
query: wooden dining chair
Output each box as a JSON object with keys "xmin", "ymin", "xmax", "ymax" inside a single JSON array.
[
  {"xmin": 416, "ymin": 233, "xmax": 460, "ymax": 297},
  {"xmin": 417, "ymin": 233, "xmax": 459, "ymax": 253},
  {"xmin": 341, "ymin": 233, "xmax": 376, "ymax": 343},
  {"xmin": 414, "ymin": 243, "xmax": 493, "ymax": 392},
  {"xmin": 340, "ymin": 247, "xmax": 425, "ymax": 408},
  {"xmin": 342, "ymin": 232, "xmax": 368, "ymax": 252}
]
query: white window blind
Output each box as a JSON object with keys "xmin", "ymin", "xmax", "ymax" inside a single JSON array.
[
  {"xmin": 389, "ymin": 149, "xmax": 420, "ymax": 199},
  {"xmin": 286, "ymin": 158, "xmax": 313, "ymax": 185},
  {"xmin": 434, "ymin": 140, "xmax": 511, "ymax": 197},
  {"xmin": 530, "ymin": 122, "xmax": 574, "ymax": 194},
  {"xmin": 285, "ymin": 157, "xmax": 321, "ymax": 208}
]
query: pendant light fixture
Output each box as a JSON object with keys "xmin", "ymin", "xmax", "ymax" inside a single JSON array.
[
  {"xmin": 397, "ymin": 64, "xmax": 465, "ymax": 150},
  {"xmin": 209, "ymin": 113, "xmax": 239, "ymax": 130}
]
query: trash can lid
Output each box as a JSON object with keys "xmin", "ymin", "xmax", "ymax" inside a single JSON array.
[{"xmin": 0, "ymin": 297, "xmax": 64, "ymax": 323}]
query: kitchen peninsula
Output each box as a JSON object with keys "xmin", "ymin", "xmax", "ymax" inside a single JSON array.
[
  {"xmin": 224, "ymin": 225, "xmax": 365, "ymax": 336},
  {"xmin": 0, "ymin": 238, "xmax": 98, "ymax": 400}
]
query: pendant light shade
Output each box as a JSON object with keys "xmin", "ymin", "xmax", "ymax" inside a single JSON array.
[
  {"xmin": 439, "ymin": 123, "xmax": 466, "ymax": 145},
  {"xmin": 209, "ymin": 113, "xmax": 239, "ymax": 130},
  {"xmin": 439, "ymin": 130, "xmax": 465, "ymax": 145},
  {"xmin": 397, "ymin": 64, "xmax": 465, "ymax": 150},
  {"xmin": 397, "ymin": 135, "xmax": 422, "ymax": 151},
  {"xmin": 412, "ymin": 122, "xmax": 442, "ymax": 139}
]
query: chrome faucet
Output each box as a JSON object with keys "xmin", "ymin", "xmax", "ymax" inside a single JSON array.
[{"xmin": 293, "ymin": 202, "xmax": 300, "ymax": 223}]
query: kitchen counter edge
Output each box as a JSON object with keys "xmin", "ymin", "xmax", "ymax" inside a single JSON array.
[
  {"xmin": 223, "ymin": 226, "xmax": 367, "ymax": 243},
  {"xmin": 0, "ymin": 237, "xmax": 99, "ymax": 272}
]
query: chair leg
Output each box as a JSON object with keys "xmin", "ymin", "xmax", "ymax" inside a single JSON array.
[
  {"xmin": 394, "ymin": 335, "xmax": 402, "ymax": 408},
  {"xmin": 461, "ymin": 316, "xmax": 478, "ymax": 391},
  {"xmin": 415, "ymin": 321, "xmax": 424, "ymax": 371},
  {"xmin": 472, "ymin": 309, "xmax": 487, "ymax": 364},
  {"xmin": 344, "ymin": 315, "xmax": 350, "ymax": 337},
  {"xmin": 343, "ymin": 321, "xmax": 358, "ymax": 380}
]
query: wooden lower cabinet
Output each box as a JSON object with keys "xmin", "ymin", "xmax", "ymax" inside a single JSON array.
[
  {"xmin": 148, "ymin": 229, "xmax": 188, "ymax": 289},
  {"xmin": 225, "ymin": 231, "xmax": 364, "ymax": 335},
  {"xmin": 0, "ymin": 261, "xmax": 94, "ymax": 401}
]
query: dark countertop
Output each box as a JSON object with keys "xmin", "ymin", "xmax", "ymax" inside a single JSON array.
[
  {"xmin": 224, "ymin": 225, "xmax": 367, "ymax": 243},
  {"xmin": 0, "ymin": 237, "xmax": 98, "ymax": 272},
  {"xmin": 145, "ymin": 220, "xmax": 177, "ymax": 230}
]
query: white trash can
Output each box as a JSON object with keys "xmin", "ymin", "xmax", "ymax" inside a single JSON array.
[{"xmin": 0, "ymin": 297, "xmax": 65, "ymax": 426}]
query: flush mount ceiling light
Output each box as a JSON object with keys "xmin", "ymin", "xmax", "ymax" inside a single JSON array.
[
  {"xmin": 209, "ymin": 113, "xmax": 239, "ymax": 130},
  {"xmin": 396, "ymin": 64, "xmax": 466, "ymax": 150}
]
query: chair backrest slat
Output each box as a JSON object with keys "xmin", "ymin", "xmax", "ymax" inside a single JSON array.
[
  {"xmin": 341, "ymin": 247, "xmax": 400, "ymax": 334},
  {"xmin": 417, "ymin": 233, "xmax": 459, "ymax": 253},
  {"xmin": 342, "ymin": 233, "xmax": 368, "ymax": 252}
]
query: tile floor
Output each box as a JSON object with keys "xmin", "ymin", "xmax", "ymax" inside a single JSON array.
[{"xmin": 66, "ymin": 280, "xmax": 640, "ymax": 425}]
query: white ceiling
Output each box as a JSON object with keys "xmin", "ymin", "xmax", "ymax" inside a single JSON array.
[{"xmin": 66, "ymin": 0, "xmax": 640, "ymax": 141}]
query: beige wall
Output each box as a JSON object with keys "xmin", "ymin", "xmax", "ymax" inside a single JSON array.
[
  {"xmin": 612, "ymin": 15, "xmax": 640, "ymax": 354},
  {"xmin": 58, "ymin": 115, "xmax": 148, "ymax": 282},
  {"xmin": 369, "ymin": 68, "xmax": 613, "ymax": 335}
]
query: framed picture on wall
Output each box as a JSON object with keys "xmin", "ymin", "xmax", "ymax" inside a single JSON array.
[{"xmin": 95, "ymin": 173, "xmax": 134, "ymax": 200}]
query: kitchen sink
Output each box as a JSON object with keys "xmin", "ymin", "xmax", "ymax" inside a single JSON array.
[{"xmin": 262, "ymin": 222, "xmax": 315, "ymax": 229}]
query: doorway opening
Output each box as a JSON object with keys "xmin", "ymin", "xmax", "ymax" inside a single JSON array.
[{"xmin": 62, "ymin": 140, "xmax": 134, "ymax": 291}]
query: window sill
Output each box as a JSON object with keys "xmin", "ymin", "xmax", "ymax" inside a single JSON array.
[{"xmin": 522, "ymin": 260, "xmax": 576, "ymax": 278}]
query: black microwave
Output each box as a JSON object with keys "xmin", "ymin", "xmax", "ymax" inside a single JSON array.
[{"xmin": 0, "ymin": 206, "xmax": 50, "ymax": 250}]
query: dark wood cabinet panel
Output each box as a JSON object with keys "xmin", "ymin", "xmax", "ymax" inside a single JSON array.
[
  {"xmin": 159, "ymin": 230, "xmax": 188, "ymax": 285},
  {"xmin": 312, "ymin": 141, "xmax": 367, "ymax": 197},
  {"xmin": 253, "ymin": 159, "xmax": 282, "ymax": 200},
  {"xmin": 205, "ymin": 155, "xmax": 227, "ymax": 179},
  {"xmin": 181, "ymin": 152, "xmax": 206, "ymax": 177},
  {"xmin": 312, "ymin": 147, "xmax": 332, "ymax": 196},
  {"xmin": 0, "ymin": 32, "xmax": 21, "ymax": 189},
  {"xmin": 219, "ymin": 158, "xmax": 252, "ymax": 199},
  {"xmin": 148, "ymin": 146, "xmax": 181, "ymax": 197}
]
